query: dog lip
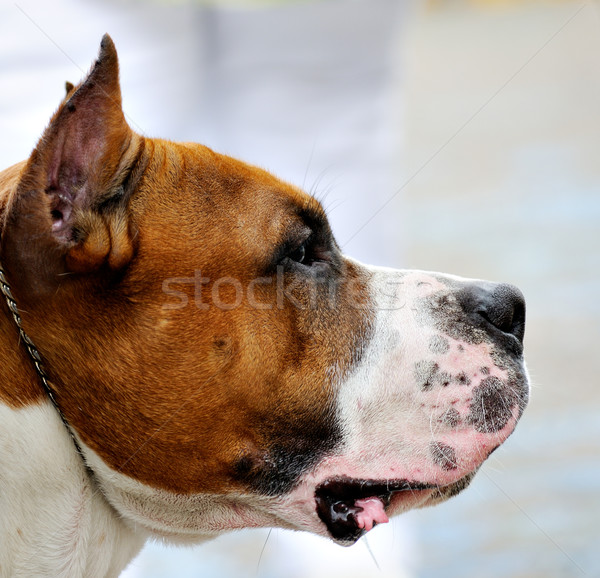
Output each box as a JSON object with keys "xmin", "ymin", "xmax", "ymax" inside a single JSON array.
[
  {"xmin": 316, "ymin": 476, "xmax": 435, "ymax": 500},
  {"xmin": 314, "ymin": 476, "xmax": 436, "ymax": 544}
]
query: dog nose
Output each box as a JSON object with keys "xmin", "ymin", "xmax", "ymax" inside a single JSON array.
[{"xmin": 458, "ymin": 282, "xmax": 526, "ymax": 343}]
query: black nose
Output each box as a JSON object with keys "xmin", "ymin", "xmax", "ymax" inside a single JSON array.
[{"xmin": 458, "ymin": 282, "xmax": 526, "ymax": 344}]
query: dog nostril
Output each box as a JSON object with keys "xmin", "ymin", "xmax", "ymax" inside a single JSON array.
[
  {"xmin": 478, "ymin": 283, "xmax": 526, "ymax": 343},
  {"xmin": 458, "ymin": 281, "xmax": 526, "ymax": 344}
]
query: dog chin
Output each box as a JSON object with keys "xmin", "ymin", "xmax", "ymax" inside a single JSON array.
[{"xmin": 420, "ymin": 470, "xmax": 478, "ymax": 507}]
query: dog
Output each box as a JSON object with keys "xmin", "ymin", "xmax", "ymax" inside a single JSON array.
[{"xmin": 0, "ymin": 35, "xmax": 529, "ymax": 576}]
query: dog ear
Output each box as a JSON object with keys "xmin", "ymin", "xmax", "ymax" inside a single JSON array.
[{"xmin": 4, "ymin": 34, "xmax": 142, "ymax": 294}]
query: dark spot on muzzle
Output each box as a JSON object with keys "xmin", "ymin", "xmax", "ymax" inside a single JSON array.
[
  {"xmin": 467, "ymin": 376, "xmax": 517, "ymax": 433},
  {"xmin": 430, "ymin": 441, "xmax": 458, "ymax": 471},
  {"xmin": 414, "ymin": 360, "xmax": 452, "ymax": 391},
  {"xmin": 429, "ymin": 335, "xmax": 450, "ymax": 354},
  {"xmin": 440, "ymin": 407, "xmax": 462, "ymax": 428},
  {"xmin": 414, "ymin": 360, "xmax": 438, "ymax": 391}
]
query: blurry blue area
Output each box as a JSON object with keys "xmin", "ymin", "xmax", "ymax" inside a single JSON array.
[
  {"xmin": 409, "ymin": 142, "xmax": 600, "ymax": 314},
  {"xmin": 410, "ymin": 404, "xmax": 600, "ymax": 577}
]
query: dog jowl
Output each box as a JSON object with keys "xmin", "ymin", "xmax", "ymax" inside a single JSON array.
[{"xmin": 0, "ymin": 35, "xmax": 529, "ymax": 575}]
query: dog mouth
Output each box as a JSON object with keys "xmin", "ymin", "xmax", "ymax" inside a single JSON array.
[{"xmin": 315, "ymin": 476, "xmax": 436, "ymax": 544}]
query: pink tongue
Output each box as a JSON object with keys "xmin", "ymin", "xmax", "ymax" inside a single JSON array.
[{"xmin": 354, "ymin": 497, "xmax": 389, "ymax": 532}]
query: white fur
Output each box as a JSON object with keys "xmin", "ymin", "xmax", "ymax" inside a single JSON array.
[
  {"xmin": 0, "ymin": 401, "xmax": 145, "ymax": 577},
  {"xmin": 79, "ymin": 443, "xmax": 284, "ymax": 544}
]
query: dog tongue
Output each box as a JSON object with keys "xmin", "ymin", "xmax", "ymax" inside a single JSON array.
[{"xmin": 354, "ymin": 497, "xmax": 389, "ymax": 532}]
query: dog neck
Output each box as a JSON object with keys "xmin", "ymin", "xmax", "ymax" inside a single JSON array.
[
  {"xmin": 0, "ymin": 260, "xmax": 84, "ymax": 451},
  {"xmin": 0, "ymin": 163, "xmax": 147, "ymax": 576}
]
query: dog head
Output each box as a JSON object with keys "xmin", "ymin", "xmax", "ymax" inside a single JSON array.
[{"xmin": 1, "ymin": 36, "xmax": 528, "ymax": 545}]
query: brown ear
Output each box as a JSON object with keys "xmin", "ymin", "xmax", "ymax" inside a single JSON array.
[{"xmin": 3, "ymin": 34, "xmax": 142, "ymax": 294}]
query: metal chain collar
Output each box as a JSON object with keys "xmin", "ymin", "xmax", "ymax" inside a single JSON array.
[{"xmin": 0, "ymin": 261, "xmax": 83, "ymax": 453}]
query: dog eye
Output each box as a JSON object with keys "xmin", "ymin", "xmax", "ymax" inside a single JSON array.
[
  {"xmin": 279, "ymin": 233, "xmax": 333, "ymax": 271},
  {"xmin": 288, "ymin": 243, "xmax": 307, "ymax": 264}
]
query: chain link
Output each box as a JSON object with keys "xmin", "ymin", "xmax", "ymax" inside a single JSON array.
[{"xmin": 0, "ymin": 262, "xmax": 83, "ymax": 453}]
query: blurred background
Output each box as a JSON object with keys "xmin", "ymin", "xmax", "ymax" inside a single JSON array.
[{"xmin": 1, "ymin": 0, "xmax": 598, "ymax": 576}]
